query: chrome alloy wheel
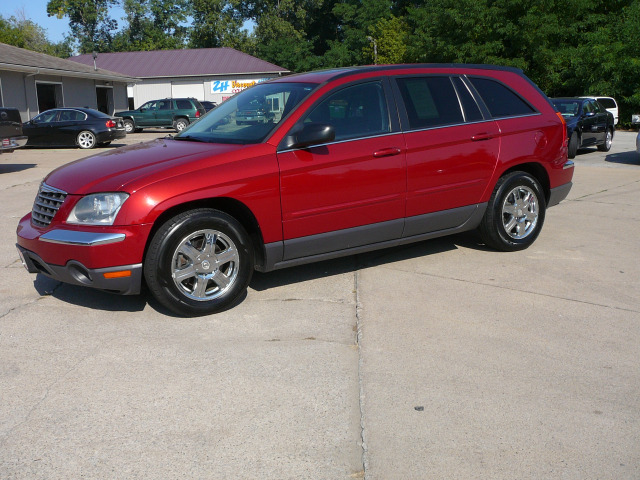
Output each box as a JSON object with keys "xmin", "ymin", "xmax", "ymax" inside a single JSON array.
[
  {"xmin": 77, "ymin": 131, "xmax": 96, "ymax": 149},
  {"xmin": 171, "ymin": 229, "xmax": 239, "ymax": 301},
  {"xmin": 605, "ymin": 130, "xmax": 612, "ymax": 150},
  {"xmin": 501, "ymin": 185, "xmax": 539, "ymax": 239}
]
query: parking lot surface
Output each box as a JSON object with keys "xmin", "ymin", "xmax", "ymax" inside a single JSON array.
[{"xmin": 1, "ymin": 130, "xmax": 639, "ymax": 479}]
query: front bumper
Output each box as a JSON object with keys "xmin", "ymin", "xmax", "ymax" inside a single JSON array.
[
  {"xmin": 17, "ymin": 244, "xmax": 142, "ymax": 295},
  {"xmin": 16, "ymin": 215, "xmax": 152, "ymax": 295}
]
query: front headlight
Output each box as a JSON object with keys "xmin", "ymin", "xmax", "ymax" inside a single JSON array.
[{"xmin": 67, "ymin": 193, "xmax": 129, "ymax": 225}]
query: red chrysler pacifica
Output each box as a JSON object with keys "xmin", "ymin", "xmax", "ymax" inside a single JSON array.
[{"xmin": 16, "ymin": 65, "xmax": 574, "ymax": 316}]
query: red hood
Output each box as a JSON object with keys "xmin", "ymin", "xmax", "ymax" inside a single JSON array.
[{"xmin": 44, "ymin": 138, "xmax": 251, "ymax": 195}]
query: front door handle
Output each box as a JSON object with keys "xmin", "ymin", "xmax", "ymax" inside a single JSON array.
[
  {"xmin": 373, "ymin": 147, "xmax": 402, "ymax": 158},
  {"xmin": 471, "ymin": 133, "xmax": 493, "ymax": 142}
]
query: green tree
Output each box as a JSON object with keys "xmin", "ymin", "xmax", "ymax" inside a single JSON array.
[
  {"xmin": 46, "ymin": 0, "xmax": 118, "ymax": 53},
  {"xmin": 189, "ymin": 0, "xmax": 252, "ymax": 50},
  {"xmin": 0, "ymin": 13, "xmax": 72, "ymax": 57},
  {"xmin": 111, "ymin": 0, "xmax": 189, "ymax": 51}
]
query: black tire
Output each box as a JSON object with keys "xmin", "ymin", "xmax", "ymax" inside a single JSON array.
[
  {"xmin": 144, "ymin": 209, "xmax": 254, "ymax": 316},
  {"xmin": 123, "ymin": 118, "xmax": 135, "ymax": 134},
  {"xmin": 478, "ymin": 171, "xmax": 546, "ymax": 252},
  {"xmin": 568, "ymin": 132, "xmax": 578, "ymax": 159},
  {"xmin": 597, "ymin": 128, "xmax": 613, "ymax": 152},
  {"xmin": 174, "ymin": 118, "xmax": 189, "ymax": 132}
]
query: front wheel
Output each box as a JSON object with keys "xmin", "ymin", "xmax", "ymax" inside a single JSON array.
[
  {"xmin": 568, "ymin": 132, "xmax": 578, "ymax": 159},
  {"xmin": 597, "ymin": 129, "xmax": 613, "ymax": 152},
  {"xmin": 77, "ymin": 130, "xmax": 96, "ymax": 149},
  {"xmin": 144, "ymin": 209, "xmax": 254, "ymax": 316},
  {"xmin": 479, "ymin": 172, "xmax": 546, "ymax": 252}
]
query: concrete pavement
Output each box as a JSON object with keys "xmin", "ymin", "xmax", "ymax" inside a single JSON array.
[{"xmin": 1, "ymin": 130, "xmax": 639, "ymax": 479}]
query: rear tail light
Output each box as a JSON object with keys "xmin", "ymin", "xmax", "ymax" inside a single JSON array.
[
  {"xmin": 195, "ymin": 111, "xmax": 201, "ymax": 118},
  {"xmin": 105, "ymin": 120, "xmax": 116, "ymax": 128},
  {"xmin": 556, "ymin": 112, "xmax": 567, "ymax": 146}
]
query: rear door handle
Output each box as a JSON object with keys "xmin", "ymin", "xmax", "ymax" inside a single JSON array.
[
  {"xmin": 373, "ymin": 147, "xmax": 402, "ymax": 158},
  {"xmin": 471, "ymin": 133, "xmax": 493, "ymax": 142}
]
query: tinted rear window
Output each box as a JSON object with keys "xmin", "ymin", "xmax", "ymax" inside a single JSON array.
[
  {"xmin": 469, "ymin": 77, "xmax": 536, "ymax": 118},
  {"xmin": 597, "ymin": 98, "xmax": 616, "ymax": 108},
  {"xmin": 176, "ymin": 99, "xmax": 193, "ymax": 109},
  {"xmin": 396, "ymin": 76, "xmax": 464, "ymax": 129}
]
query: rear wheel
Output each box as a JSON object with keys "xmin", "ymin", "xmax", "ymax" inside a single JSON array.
[
  {"xmin": 174, "ymin": 118, "xmax": 189, "ymax": 132},
  {"xmin": 144, "ymin": 209, "xmax": 254, "ymax": 316},
  {"xmin": 77, "ymin": 130, "xmax": 96, "ymax": 149},
  {"xmin": 597, "ymin": 128, "xmax": 613, "ymax": 152},
  {"xmin": 479, "ymin": 172, "xmax": 546, "ymax": 251}
]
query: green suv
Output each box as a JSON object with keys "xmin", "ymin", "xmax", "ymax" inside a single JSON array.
[{"xmin": 117, "ymin": 98, "xmax": 206, "ymax": 133}]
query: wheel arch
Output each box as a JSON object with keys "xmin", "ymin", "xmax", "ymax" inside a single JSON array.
[
  {"xmin": 143, "ymin": 197, "xmax": 266, "ymax": 270},
  {"xmin": 497, "ymin": 162, "xmax": 551, "ymax": 206}
]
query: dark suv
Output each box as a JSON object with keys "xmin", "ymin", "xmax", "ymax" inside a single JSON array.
[{"xmin": 117, "ymin": 98, "xmax": 206, "ymax": 133}]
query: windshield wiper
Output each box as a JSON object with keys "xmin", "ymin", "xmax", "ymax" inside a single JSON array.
[{"xmin": 173, "ymin": 135, "xmax": 208, "ymax": 143}]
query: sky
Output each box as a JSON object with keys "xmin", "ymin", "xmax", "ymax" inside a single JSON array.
[{"xmin": 1, "ymin": 0, "xmax": 125, "ymax": 43}]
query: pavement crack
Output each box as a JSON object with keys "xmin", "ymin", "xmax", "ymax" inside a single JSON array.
[
  {"xmin": 354, "ymin": 269, "xmax": 368, "ymax": 478},
  {"xmin": 571, "ymin": 178, "xmax": 640, "ymax": 201},
  {"xmin": 387, "ymin": 267, "xmax": 639, "ymax": 314}
]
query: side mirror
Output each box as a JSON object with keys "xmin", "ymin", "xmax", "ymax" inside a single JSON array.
[{"xmin": 285, "ymin": 123, "xmax": 335, "ymax": 149}]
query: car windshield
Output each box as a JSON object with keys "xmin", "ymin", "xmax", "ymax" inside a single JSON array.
[
  {"xmin": 552, "ymin": 100, "xmax": 581, "ymax": 118},
  {"xmin": 174, "ymin": 82, "xmax": 317, "ymax": 145}
]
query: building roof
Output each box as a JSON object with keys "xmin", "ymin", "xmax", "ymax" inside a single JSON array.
[
  {"xmin": 69, "ymin": 48, "xmax": 289, "ymax": 79},
  {"xmin": 0, "ymin": 42, "xmax": 138, "ymax": 82}
]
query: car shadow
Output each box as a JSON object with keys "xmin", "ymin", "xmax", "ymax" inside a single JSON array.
[
  {"xmin": 0, "ymin": 163, "xmax": 37, "ymax": 174},
  {"xmin": 30, "ymin": 231, "xmax": 488, "ymax": 316},
  {"xmin": 250, "ymin": 231, "xmax": 487, "ymax": 291},
  {"xmin": 605, "ymin": 151, "xmax": 639, "ymax": 165}
]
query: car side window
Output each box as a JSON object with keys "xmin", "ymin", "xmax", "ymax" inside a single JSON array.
[
  {"xmin": 583, "ymin": 101, "xmax": 593, "ymax": 114},
  {"xmin": 304, "ymin": 81, "xmax": 390, "ymax": 141},
  {"xmin": 157, "ymin": 100, "xmax": 171, "ymax": 110},
  {"xmin": 35, "ymin": 110, "xmax": 59, "ymax": 123},
  {"xmin": 469, "ymin": 77, "xmax": 536, "ymax": 118},
  {"xmin": 593, "ymin": 101, "xmax": 605, "ymax": 113},
  {"xmin": 176, "ymin": 99, "xmax": 192, "ymax": 109},
  {"xmin": 396, "ymin": 76, "xmax": 464, "ymax": 129}
]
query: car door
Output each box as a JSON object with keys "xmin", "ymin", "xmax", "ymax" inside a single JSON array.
[
  {"xmin": 591, "ymin": 100, "xmax": 609, "ymax": 142},
  {"xmin": 579, "ymin": 100, "xmax": 598, "ymax": 145},
  {"xmin": 56, "ymin": 110, "xmax": 85, "ymax": 145},
  {"xmin": 277, "ymin": 79, "xmax": 406, "ymax": 260},
  {"xmin": 154, "ymin": 99, "xmax": 174, "ymax": 127},
  {"xmin": 394, "ymin": 75, "xmax": 500, "ymax": 236},
  {"xmin": 134, "ymin": 101, "xmax": 157, "ymax": 127},
  {"xmin": 24, "ymin": 110, "xmax": 60, "ymax": 146}
]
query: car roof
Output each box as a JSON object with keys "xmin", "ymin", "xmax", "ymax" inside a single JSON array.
[{"xmin": 269, "ymin": 63, "xmax": 527, "ymax": 85}]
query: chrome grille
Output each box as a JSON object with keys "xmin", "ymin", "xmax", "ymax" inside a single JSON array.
[{"xmin": 32, "ymin": 183, "xmax": 67, "ymax": 227}]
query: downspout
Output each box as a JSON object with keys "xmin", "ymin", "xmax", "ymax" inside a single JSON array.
[{"xmin": 23, "ymin": 68, "xmax": 40, "ymax": 120}]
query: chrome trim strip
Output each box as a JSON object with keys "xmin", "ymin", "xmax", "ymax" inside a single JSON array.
[
  {"xmin": 41, "ymin": 183, "xmax": 68, "ymax": 195},
  {"xmin": 278, "ymin": 131, "xmax": 405, "ymax": 154},
  {"xmin": 563, "ymin": 160, "xmax": 575, "ymax": 170},
  {"xmin": 40, "ymin": 230, "xmax": 126, "ymax": 246}
]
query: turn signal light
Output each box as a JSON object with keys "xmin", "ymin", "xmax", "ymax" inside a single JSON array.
[
  {"xmin": 103, "ymin": 270, "xmax": 132, "ymax": 279},
  {"xmin": 105, "ymin": 120, "xmax": 116, "ymax": 128}
]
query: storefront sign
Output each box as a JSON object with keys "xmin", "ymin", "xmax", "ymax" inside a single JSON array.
[{"xmin": 211, "ymin": 78, "xmax": 270, "ymax": 95}]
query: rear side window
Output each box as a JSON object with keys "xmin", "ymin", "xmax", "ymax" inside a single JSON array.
[
  {"xmin": 597, "ymin": 98, "xmax": 616, "ymax": 109},
  {"xmin": 396, "ymin": 76, "xmax": 463, "ymax": 129},
  {"xmin": 176, "ymin": 99, "xmax": 192, "ymax": 109},
  {"xmin": 469, "ymin": 77, "xmax": 536, "ymax": 118}
]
